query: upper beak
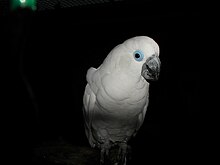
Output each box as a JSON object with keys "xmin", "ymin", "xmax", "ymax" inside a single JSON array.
[{"xmin": 141, "ymin": 54, "xmax": 161, "ymax": 81}]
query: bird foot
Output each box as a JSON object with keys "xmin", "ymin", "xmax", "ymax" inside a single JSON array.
[
  {"xmin": 117, "ymin": 142, "xmax": 128, "ymax": 165},
  {"xmin": 100, "ymin": 142, "xmax": 111, "ymax": 165}
]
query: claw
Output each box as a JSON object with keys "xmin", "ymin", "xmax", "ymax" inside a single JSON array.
[
  {"xmin": 117, "ymin": 142, "xmax": 128, "ymax": 165},
  {"xmin": 100, "ymin": 142, "xmax": 111, "ymax": 165},
  {"xmin": 100, "ymin": 148, "xmax": 105, "ymax": 165}
]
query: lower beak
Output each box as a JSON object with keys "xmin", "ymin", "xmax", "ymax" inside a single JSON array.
[{"xmin": 141, "ymin": 54, "xmax": 161, "ymax": 81}]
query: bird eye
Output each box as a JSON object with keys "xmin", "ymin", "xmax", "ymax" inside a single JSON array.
[{"xmin": 133, "ymin": 50, "xmax": 144, "ymax": 62}]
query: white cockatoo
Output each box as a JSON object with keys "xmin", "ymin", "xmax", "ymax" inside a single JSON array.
[{"xmin": 83, "ymin": 36, "xmax": 161, "ymax": 165}]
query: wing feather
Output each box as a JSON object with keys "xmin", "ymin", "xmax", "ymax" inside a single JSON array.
[
  {"xmin": 83, "ymin": 67, "xmax": 97, "ymax": 147},
  {"xmin": 133, "ymin": 99, "xmax": 149, "ymax": 137}
]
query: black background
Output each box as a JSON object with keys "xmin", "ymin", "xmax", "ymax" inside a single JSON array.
[{"xmin": 1, "ymin": 1, "xmax": 202, "ymax": 164}]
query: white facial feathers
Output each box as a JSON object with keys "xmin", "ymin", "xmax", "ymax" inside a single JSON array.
[{"xmin": 102, "ymin": 36, "xmax": 160, "ymax": 77}]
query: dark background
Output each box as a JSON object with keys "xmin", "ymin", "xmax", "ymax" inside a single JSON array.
[{"xmin": 1, "ymin": 0, "xmax": 202, "ymax": 164}]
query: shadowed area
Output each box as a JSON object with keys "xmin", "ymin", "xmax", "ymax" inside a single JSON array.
[{"xmin": 32, "ymin": 139, "xmax": 100, "ymax": 165}]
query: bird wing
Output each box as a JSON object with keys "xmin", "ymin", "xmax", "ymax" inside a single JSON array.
[
  {"xmin": 83, "ymin": 67, "xmax": 97, "ymax": 147},
  {"xmin": 133, "ymin": 98, "xmax": 149, "ymax": 137}
]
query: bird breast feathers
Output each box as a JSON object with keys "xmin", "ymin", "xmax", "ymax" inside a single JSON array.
[{"xmin": 94, "ymin": 71, "xmax": 149, "ymax": 113}]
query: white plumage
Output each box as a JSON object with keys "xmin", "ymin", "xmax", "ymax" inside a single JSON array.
[{"xmin": 83, "ymin": 36, "xmax": 160, "ymax": 164}]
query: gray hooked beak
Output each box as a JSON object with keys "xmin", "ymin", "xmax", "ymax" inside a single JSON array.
[{"xmin": 141, "ymin": 54, "xmax": 161, "ymax": 81}]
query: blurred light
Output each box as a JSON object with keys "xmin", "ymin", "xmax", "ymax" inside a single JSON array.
[{"xmin": 10, "ymin": 0, "xmax": 36, "ymax": 11}]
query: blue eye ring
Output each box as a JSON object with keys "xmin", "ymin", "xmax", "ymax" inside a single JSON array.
[{"xmin": 133, "ymin": 50, "xmax": 144, "ymax": 62}]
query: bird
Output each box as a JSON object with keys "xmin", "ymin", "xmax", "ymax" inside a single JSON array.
[{"xmin": 82, "ymin": 36, "xmax": 161, "ymax": 165}]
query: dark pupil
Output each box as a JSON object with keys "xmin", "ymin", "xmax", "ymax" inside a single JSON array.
[{"xmin": 135, "ymin": 53, "xmax": 140, "ymax": 58}]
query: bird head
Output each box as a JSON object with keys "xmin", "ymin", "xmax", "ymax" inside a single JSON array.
[{"xmin": 111, "ymin": 36, "xmax": 161, "ymax": 82}]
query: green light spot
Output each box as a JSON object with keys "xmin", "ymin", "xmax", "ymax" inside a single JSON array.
[{"xmin": 10, "ymin": 0, "xmax": 36, "ymax": 11}]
